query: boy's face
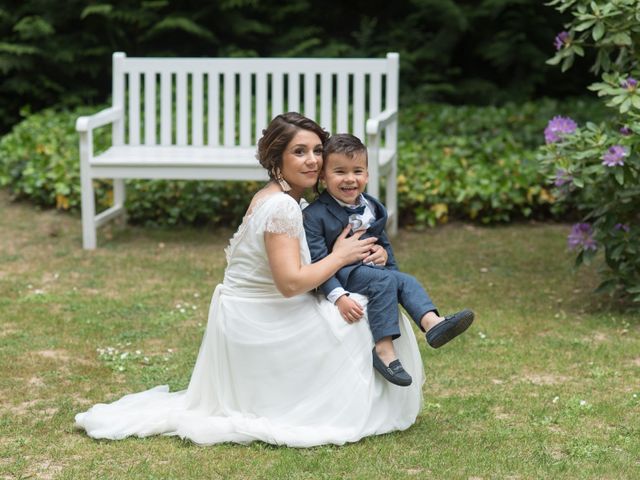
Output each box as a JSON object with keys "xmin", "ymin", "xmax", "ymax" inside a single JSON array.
[{"xmin": 321, "ymin": 152, "xmax": 369, "ymax": 205}]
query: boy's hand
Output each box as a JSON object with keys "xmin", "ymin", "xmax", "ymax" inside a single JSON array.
[
  {"xmin": 336, "ymin": 294, "xmax": 364, "ymax": 324},
  {"xmin": 364, "ymin": 244, "xmax": 388, "ymax": 266}
]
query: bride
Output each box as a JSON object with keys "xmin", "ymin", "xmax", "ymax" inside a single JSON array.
[{"xmin": 75, "ymin": 113, "xmax": 424, "ymax": 447}]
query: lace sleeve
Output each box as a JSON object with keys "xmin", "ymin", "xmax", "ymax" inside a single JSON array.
[{"xmin": 260, "ymin": 194, "xmax": 304, "ymax": 238}]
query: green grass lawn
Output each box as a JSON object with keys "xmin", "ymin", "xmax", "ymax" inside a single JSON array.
[{"xmin": 1, "ymin": 190, "xmax": 638, "ymax": 480}]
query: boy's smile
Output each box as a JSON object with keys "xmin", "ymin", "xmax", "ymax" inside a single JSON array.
[{"xmin": 322, "ymin": 152, "xmax": 369, "ymax": 205}]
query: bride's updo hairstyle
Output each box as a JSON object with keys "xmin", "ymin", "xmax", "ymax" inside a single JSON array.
[{"xmin": 257, "ymin": 112, "xmax": 329, "ymax": 180}]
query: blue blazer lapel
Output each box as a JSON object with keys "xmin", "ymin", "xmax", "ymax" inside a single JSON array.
[
  {"xmin": 319, "ymin": 190, "xmax": 350, "ymax": 225},
  {"xmin": 363, "ymin": 192, "xmax": 387, "ymax": 235}
]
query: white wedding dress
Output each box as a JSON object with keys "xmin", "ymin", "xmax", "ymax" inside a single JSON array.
[{"xmin": 75, "ymin": 192, "xmax": 424, "ymax": 446}]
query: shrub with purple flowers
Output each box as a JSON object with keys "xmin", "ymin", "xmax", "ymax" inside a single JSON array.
[{"xmin": 541, "ymin": 0, "xmax": 640, "ymax": 304}]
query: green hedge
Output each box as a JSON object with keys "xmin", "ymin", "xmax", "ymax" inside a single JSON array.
[
  {"xmin": 397, "ymin": 98, "xmax": 609, "ymax": 226},
  {"xmin": 0, "ymin": 99, "xmax": 609, "ymax": 228}
]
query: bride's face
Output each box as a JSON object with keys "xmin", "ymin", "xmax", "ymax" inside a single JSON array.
[{"xmin": 280, "ymin": 129, "xmax": 323, "ymax": 196}]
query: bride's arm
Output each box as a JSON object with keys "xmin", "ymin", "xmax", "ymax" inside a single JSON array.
[{"xmin": 265, "ymin": 228, "xmax": 377, "ymax": 298}]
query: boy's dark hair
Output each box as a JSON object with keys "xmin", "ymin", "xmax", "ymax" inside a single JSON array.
[{"xmin": 323, "ymin": 133, "xmax": 368, "ymax": 165}]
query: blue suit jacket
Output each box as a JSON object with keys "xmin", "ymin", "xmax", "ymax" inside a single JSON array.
[{"xmin": 303, "ymin": 190, "xmax": 398, "ymax": 298}]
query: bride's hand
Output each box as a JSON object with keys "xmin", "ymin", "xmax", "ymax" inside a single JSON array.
[{"xmin": 332, "ymin": 226, "xmax": 378, "ymax": 266}]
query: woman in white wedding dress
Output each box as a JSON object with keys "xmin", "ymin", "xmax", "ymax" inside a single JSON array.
[{"xmin": 75, "ymin": 113, "xmax": 424, "ymax": 447}]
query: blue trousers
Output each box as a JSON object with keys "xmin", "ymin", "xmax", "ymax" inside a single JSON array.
[{"xmin": 346, "ymin": 266, "xmax": 438, "ymax": 343}]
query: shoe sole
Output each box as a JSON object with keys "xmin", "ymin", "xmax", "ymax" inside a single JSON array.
[
  {"xmin": 372, "ymin": 350, "xmax": 412, "ymax": 386},
  {"xmin": 428, "ymin": 310, "xmax": 475, "ymax": 349}
]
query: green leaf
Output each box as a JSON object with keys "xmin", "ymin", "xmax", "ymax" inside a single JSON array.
[
  {"xmin": 572, "ymin": 177, "xmax": 584, "ymax": 188},
  {"xmin": 13, "ymin": 16, "xmax": 54, "ymax": 39},
  {"xmin": 592, "ymin": 22, "xmax": 605, "ymax": 41},
  {"xmin": 620, "ymin": 98, "xmax": 632, "ymax": 114},
  {"xmin": 561, "ymin": 55, "xmax": 575, "ymax": 72},
  {"xmin": 546, "ymin": 55, "xmax": 562, "ymax": 66},
  {"xmin": 610, "ymin": 32, "xmax": 632, "ymax": 46},
  {"xmin": 614, "ymin": 169, "xmax": 624, "ymax": 185},
  {"xmin": 575, "ymin": 19, "xmax": 596, "ymax": 31},
  {"xmin": 594, "ymin": 278, "xmax": 617, "ymax": 294},
  {"xmin": 80, "ymin": 4, "xmax": 113, "ymax": 19},
  {"xmin": 142, "ymin": 16, "xmax": 217, "ymax": 42}
]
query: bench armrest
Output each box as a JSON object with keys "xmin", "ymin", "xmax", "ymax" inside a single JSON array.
[
  {"xmin": 366, "ymin": 109, "xmax": 398, "ymax": 136},
  {"xmin": 76, "ymin": 106, "xmax": 123, "ymax": 132}
]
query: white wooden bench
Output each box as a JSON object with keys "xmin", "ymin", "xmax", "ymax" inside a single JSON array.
[{"xmin": 77, "ymin": 52, "xmax": 399, "ymax": 249}]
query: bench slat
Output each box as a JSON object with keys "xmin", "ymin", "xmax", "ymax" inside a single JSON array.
[
  {"xmin": 370, "ymin": 74, "xmax": 382, "ymax": 119},
  {"xmin": 128, "ymin": 72, "xmax": 140, "ymax": 145},
  {"xmin": 208, "ymin": 73, "xmax": 220, "ymax": 146},
  {"xmin": 320, "ymin": 73, "xmax": 332, "ymax": 133},
  {"xmin": 177, "ymin": 71, "xmax": 188, "ymax": 145},
  {"xmin": 240, "ymin": 72, "xmax": 251, "ymax": 147},
  {"xmin": 288, "ymin": 73, "xmax": 300, "ymax": 113},
  {"xmin": 256, "ymin": 72, "xmax": 267, "ymax": 144},
  {"xmin": 304, "ymin": 73, "xmax": 316, "ymax": 121},
  {"xmin": 354, "ymin": 72, "xmax": 365, "ymax": 140},
  {"xmin": 223, "ymin": 72, "xmax": 235, "ymax": 146},
  {"xmin": 272, "ymin": 72, "xmax": 284, "ymax": 118},
  {"xmin": 192, "ymin": 73, "xmax": 204, "ymax": 146},
  {"xmin": 144, "ymin": 72, "xmax": 156, "ymax": 145},
  {"xmin": 337, "ymin": 72, "xmax": 348, "ymax": 133},
  {"xmin": 160, "ymin": 72, "xmax": 172, "ymax": 145}
]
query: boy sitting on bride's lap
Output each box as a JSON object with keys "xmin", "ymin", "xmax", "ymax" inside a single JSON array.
[{"xmin": 303, "ymin": 134, "xmax": 474, "ymax": 386}]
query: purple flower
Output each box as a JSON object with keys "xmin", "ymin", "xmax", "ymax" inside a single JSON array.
[
  {"xmin": 544, "ymin": 116, "xmax": 578, "ymax": 144},
  {"xmin": 568, "ymin": 223, "xmax": 597, "ymax": 251},
  {"xmin": 620, "ymin": 77, "xmax": 638, "ymax": 90},
  {"xmin": 554, "ymin": 31, "xmax": 570, "ymax": 51},
  {"xmin": 620, "ymin": 126, "xmax": 632, "ymax": 136},
  {"xmin": 602, "ymin": 145, "xmax": 627, "ymax": 167},
  {"xmin": 554, "ymin": 168, "xmax": 573, "ymax": 187},
  {"xmin": 614, "ymin": 223, "xmax": 630, "ymax": 233}
]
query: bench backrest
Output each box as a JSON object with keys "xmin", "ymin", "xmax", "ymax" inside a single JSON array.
[{"xmin": 111, "ymin": 52, "xmax": 398, "ymax": 148}]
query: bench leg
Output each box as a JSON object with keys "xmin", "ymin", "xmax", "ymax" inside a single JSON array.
[
  {"xmin": 113, "ymin": 178, "xmax": 127, "ymax": 223},
  {"xmin": 81, "ymin": 171, "xmax": 97, "ymax": 250}
]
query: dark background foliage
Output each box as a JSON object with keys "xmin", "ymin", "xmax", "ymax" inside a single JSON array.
[{"xmin": 0, "ymin": 0, "xmax": 594, "ymax": 133}]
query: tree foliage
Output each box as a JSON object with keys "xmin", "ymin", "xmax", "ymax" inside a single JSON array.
[
  {"xmin": 0, "ymin": 0, "xmax": 591, "ymax": 132},
  {"xmin": 539, "ymin": 0, "xmax": 640, "ymax": 304}
]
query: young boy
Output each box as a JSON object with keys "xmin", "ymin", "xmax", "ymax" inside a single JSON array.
[{"xmin": 303, "ymin": 134, "xmax": 474, "ymax": 387}]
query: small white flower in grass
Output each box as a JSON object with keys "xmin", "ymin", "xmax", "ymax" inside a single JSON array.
[
  {"xmin": 167, "ymin": 349, "xmax": 173, "ymax": 353},
  {"xmin": 198, "ymin": 322, "xmax": 202, "ymax": 327},
  {"xmin": 27, "ymin": 284, "xmax": 33, "ymax": 289},
  {"xmin": 143, "ymin": 357, "xmax": 149, "ymax": 363},
  {"xmin": 34, "ymin": 289, "xmax": 45, "ymax": 295},
  {"xmin": 552, "ymin": 396, "xmax": 559, "ymax": 404},
  {"xmin": 120, "ymin": 352, "xmax": 129, "ymax": 359},
  {"xmin": 118, "ymin": 366, "xmax": 125, "ymax": 371},
  {"xmin": 478, "ymin": 332, "xmax": 487, "ymax": 339},
  {"xmin": 180, "ymin": 308, "xmax": 186, "ymax": 313},
  {"xmin": 480, "ymin": 267, "xmax": 488, "ymax": 273},
  {"xmin": 579, "ymin": 400, "xmax": 587, "ymax": 406},
  {"xmin": 193, "ymin": 293, "xmax": 200, "ymax": 298},
  {"xmin": 135, "ymin": 350, "xmax": 141, "ymax": 355},
  {"xmin": 633, "ymin": 394, "xmax": 637, "ymax": 399},
  {"xmin": 176, "ymin": 304, "xmax": 182, "ymax": 309},
  {"xmin": 192, "ymin": 305, "xmax": 197, "ymax": 310}
]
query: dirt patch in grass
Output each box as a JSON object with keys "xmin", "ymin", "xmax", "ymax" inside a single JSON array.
[
  {"xmin": 0, "ymin": 322, "xmax": 18, "ymax": 338},
  {"xmin": 520, "ymin": 372, "xmax": 570, "ymax": 386}
]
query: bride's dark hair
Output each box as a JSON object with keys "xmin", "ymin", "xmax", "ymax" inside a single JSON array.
[{"xmin": 257, "ymin": 112, "xmax": 329, "ymax": 180}]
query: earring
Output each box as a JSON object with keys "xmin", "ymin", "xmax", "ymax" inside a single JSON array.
[{"xmin": 275, "ymin": 169, "xmax": 292, "ymax": 192}]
